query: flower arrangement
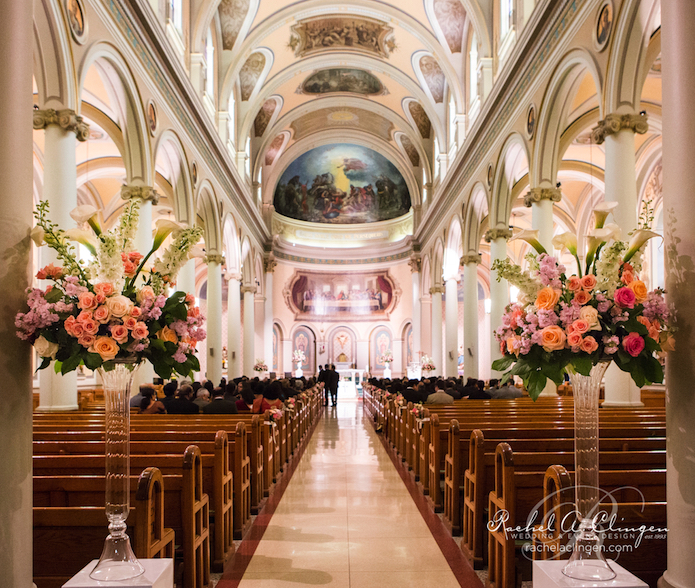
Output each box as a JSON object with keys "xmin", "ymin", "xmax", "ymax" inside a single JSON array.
[
  {"xmin": 492, "ymin": 202, "xmax": 673, "ymax": 399},
  {"xmin": 378, "ymin": 349, "xmax": 393, "ymax": 365},
  {"xmin": 292, "ymin": 349, "xmax": 306, "ymax": 364},
  {"xmin": 16, "ymin": 200, "xmax": 206, "ymax": 379},
  {"xmin": 411, "ymin": 403, "xmax": 426, "ymax": 419},
  {"xmin": 420, "ymin": 355, "xmax": 436, "ymax": 373},
  {"xmin": 253, "ymin": 359, "xmax": 268, "ymax": 372},
  {"xmin": 285, "ymin": 397, "xmax": 296, "ymax": 411},
  {"xmin": 268, "ymin": 407, "xmax": 283, "ymax": 422},
  {"xmin": 394, "ymin": 393, "xmax": 405, "ymax": 407}
]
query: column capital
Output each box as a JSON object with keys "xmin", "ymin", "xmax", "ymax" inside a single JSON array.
[
  {"xmin": 263, "ymin": 256, "xmax": 277, "ymax": 273},
  {"xmin": 483, "ymin": 227, "xmax": 513, "ymax": 243},
  {"xmin": 460, "ymin": 253, "xmax": 482, "ymax": 265},
  {"xmin": 225, "ymin": 272, "xmax": 242, "ymax": 282},
  {"xmin": 120, "ymin": 185, "xmax": 160, "ymax": 205},
  {"xmin": 523, "ymin": 187, "xmax": 562, "ymax": 208},
  {"xmin": 408, "ymin": 257, "xmax": 421, "ymax": 273},
  {"xmin": 591, "ymin": 111, "xmax": 649, "ymax": 145},
  {"xmin": 33, "ymin": 108, "xmax": 90, "ymax": 142},
  {"xmin": 429, "ymin": 285, "xmax": 445, "ymax": 295},
  {"xmin": 206, "ymin": 253, "xmax": 225, "ymax": 265},
  {"xmin": 240, "ymin": 284, "xmax": 257, "ymax": 295}
]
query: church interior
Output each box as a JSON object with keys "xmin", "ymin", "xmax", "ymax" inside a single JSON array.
[{"xmin": 2, "ymin": 0, "xmax": 695, "ymax": 587}]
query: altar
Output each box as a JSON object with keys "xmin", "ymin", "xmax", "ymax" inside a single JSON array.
[{"xmin": 335, "ymin": 363, "xmax": 365, "ymax": 398}]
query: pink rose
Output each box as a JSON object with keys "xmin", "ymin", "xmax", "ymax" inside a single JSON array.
[
  {"xmin": 136, "ymin": 286, "xmax": 156, "ymax": 304},
  {"xmin": 567, "ymin": 332, "xmax": 583, "ymax": 348},
  {"xmin": 110, "ymin": 324, "xmax": 129, "ymax": 343},
  {"xmin": 76, "ymin": 310, "xmax": 93, "ymax": 323},
  {"xmin": 622, "ymin": 332, "xmax": 645, "ymax": 357},
  {"xmin": 81, "ymin": 319, "xmax": 99, "ymax": 335},
  {"xmin": 614, "ymin": 287, "xmax": 636, "ymax": 309},
  {"xmin": 95, "ymin": 293, "xmax": 106, "ymax": 304},
  {"xmin": 123, "ymin": 260, "xmax": 137, "ymax": 277},
  {"xmin": 567, "ymin": 276, "xmax": 581, "ymax": 292},
  {"xmin": 94, "ymin": 306, "xmax": 111, "ymax": 324},
  {"xmin": 94, "ymin": 282, "xmax": 115, "ymax": 297},
  {"xmin": 132, "ymin": 322, "xmax": 149, "ymax": 340},
  {"xmin": 580, "ymin": 336, "xmax": 599, "ymax": 354},
  {"xmin": 78, "ymin": 291, "xmax": 98, "ymax": 310},
  {"xmin": 78, "ymin": 333, "xmax": 95, "ymax": 348},
  {"xmin": 571, "ymin": 319, "xmax": 590, "ymax": 334},
  {"xmin": 70, "ymin": 322, "xmax": 85, "ymax": 337},
  {"xmin": 581, "ymin": 275, "xmax": 597, "ymax": 291},
  {"xmin": 574, "ymin": 290, "xmax": 591, "ymax": 305},
  {"xmin": 123, "ymin": 316, "xmax": 138, "ymax": 330},
  {"xmin": 129, "ymin": 307, "xmax": 142, "ymax": 318}
]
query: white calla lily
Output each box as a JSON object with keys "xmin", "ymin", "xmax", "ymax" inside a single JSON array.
[
  {"xmin": 30, "ymin": 225, "xmax": 46, "ymax": 247},
  {"xmin": 63, "ymin": 228, "xmax": 98, "ymax": 256},
  {"xmin": 551, "ymin": 232, "xmax": 578, "ymax": 256},
  {"xmin": 510, "ymin": 229, "xmax": 547, "ymax": 254},
  {"xmin": 187, "ymin": 245, "xmax": 206, "ymax": 259},
  {"xmin": 69, "ymin": 204, "xmax": 101, "ymax": 235},
  {"xmin": 624, "ymin": 229, "xmax": 662, "ymax": 263},
  {"xmin": 152, "ymin": 219, "xmax": 185, "ymax": 251},
  {"xmin": 593, "ymin": 202, "xmax": 619, "ymax": 229}
]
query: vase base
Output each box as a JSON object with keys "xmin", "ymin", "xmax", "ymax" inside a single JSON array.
[
  {"xmin": 562, "ymin": 560, "xmax": 617, "ymax": 581},
  {"xmin": 89, "ymin": 534, "xmax": 145, "ymax": 582}
]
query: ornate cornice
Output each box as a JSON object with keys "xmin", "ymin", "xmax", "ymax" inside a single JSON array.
[
  {"xmin": 205, "ymin": 253, "xmax": 225, "ymax": 265},
  {"xmin": 263, "ymin": 257, "xmax": 277, "ymax": 273},
  {"xmin": 120, "ymin": 185, "xmax": 160, "ymax": 205},
  {"xmin": 408, "ymin": 257, "xmax": 422, "ymax": 273},
  {"xmin": 523, "ymin": 187, "xmax": 562, "ymax": 208},
  {"xmin": 240, "ymin": 284, "xmax": 257, "ymax": 295},
  {"xmin": 429, "ymin": 285, "xmax": 445, "ymax": 295},
  {"xmin": 460, "ymin": 253, "xmax": 482, "ymax": 265},
  {"xmin": 33, "ymin": 108, "xmax": 90, "ymax": 142},
  {"xmin": 591, "ymin": 112, "xmax": 649, "ymax": 145},
  {"xmin": 225, "ymin": 272, "xmax": 242, "ymax": 282},
  {"xmin": 483, "ymin": 227, "xmax": 513, "ymax": 243}
]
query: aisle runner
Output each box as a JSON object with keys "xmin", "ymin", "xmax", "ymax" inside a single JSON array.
[{"xmin": 218, "ymin": 400, "xmax": 481, "ymax": 588}]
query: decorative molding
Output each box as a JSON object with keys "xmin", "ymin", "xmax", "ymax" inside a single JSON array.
[
  {"xmin": 33, "ymin": 108, "xmax": 90, "ymax": 142},
  {"xmin": 591, "ymin": 112, "xmax": 649, "ymax": 145},
  {"xmin": 523, "ymin": 187, "xmax": 562, "ymax": 208},
  {"xmin": 273, "ymin": 249, "xmax": 411, "ymax": 265},
  {"xmin": 225, "ymin": 272, "xmax": 242, "ymax": 282},
  {"xmin": 263, "ymin": 257, "xmax": 277, "ymax": 273},
  {"xmin": 408, "ymin": 257, "xmax": 422, "ymax": 273},
  {"xmin": 429, "ymin": 285, "xmax": 445, "ymax": 295},
  {"xmin": 240, "ymin": 284, "xmax": 257, "ymax": 294},
  {"xmin": 460, "ymin": 253, "xmax": 482, "ymax": 265},
  {"xmin": 483, "ymin": 227, "xmax": 513, "ymax": 242},
  {"xmin": 206, "ymin": 253, "xmax": 225, "ymax": 265},
  {"xmin": 120, "ymin": 185, "xmax": 160, "ymax": 204}
]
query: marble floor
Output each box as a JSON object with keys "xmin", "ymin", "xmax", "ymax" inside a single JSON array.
[{"xmin": 217, "ymin": 399, "xmax": 482, "ymax": 588}]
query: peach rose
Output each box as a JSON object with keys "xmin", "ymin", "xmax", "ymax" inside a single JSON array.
[
  {"xmin": 123, "ymin": 260, "xmax": 137, "ymax": 277},
  {"xmin": 78, "ymin": 291, "xmax": 98, "ymax": 310},
  {"xmin": 539, "ymin": 325, "xmax": 567, "ymax": 352},
  {"xmin": 90, "ymin": 336, "xmax": 119, "ymax": 361},
  {"xmin": 76, "ymin": 310, "xmax": 93, "ymax": 323},
  {"xmin": 94, "ymin": 282, "xmax": 114, "ymax": 297},
  {"xmin": 660, "ymin": 334, "xmax": 676, "ymax": 353},
  {"xmin": 580, "ymin": 336, "xmax": 599, "ymax": 353},
  {"xmin": 157, "ymin": 326, "xmax": 178, "ymax": 344},
  {"xmin": 95, "ymin": 293, "xmax": 106, "ymax": 304},
  {"xmin": 581, "ymin": 274, "xmax": 597, "ymax": 291},
  {"xmin": 123, "ymin": 316, "xmax": 138, "ymax": 330},
  {"xmin": 70, "ymin": 322, "xmax": 85, "ymax": 337},
  {"xmin": 129, "ymin": 307, "xmax": 142, "ymax": 318},
  {"xmin": 106, "ymin": 295, "xmax": 134, "ymax": 318},
  {"xmin": 136, "ymin": 286, "xmax": 156, "ymax": 304},
  {"xmin": 81, "ymin": 319, "xmax": 99, "ymax": 335},
  {"xmin": 506, "ymin": 336, "xmax": 522, "ymax": 356},
  {"xmin": 567, "ymin": 276, "xmax": 582, "ymax": 292},
  {"xmin": 535, "ymin": 287, "xmax": 561, "ymax": 311},
  {"xmin": 132, "ymin": 322, "xmax": 149, "ymax": 340},
  {"xmin": 110, "ymin": 324, "xmax": 129, "ymax": 343},
  {"xmin": 574, "ymin": 290, "xmax": 591, "ymax": 305},
  {"xmin": 94, "ymin": 306, "xmax": 111, "ymax": 324},
  {"xmin": 567, "ymin": 331, "xmax": 583, "ymax": 348},
  {"xmin": 78, "ymin": 333, "xmax": 95, "ymax": 348},
  {"xmin": 571, "ymin": 319, "xmax": 590, "ymax": 334},
  {"xmin": 628, "ymin": 280, "xmax": 649, "ymax": 304},
  {"xmin": 579, "ymin": 306, "xmax": 600, "ymax": 330},
  {"xmin": 621, "ymin": 270, "xmax": 634, "ymax": 285}
]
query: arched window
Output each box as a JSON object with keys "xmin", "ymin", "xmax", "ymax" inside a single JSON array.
[
  {"xmin": 422, "ymin": 167, "xmax": 428, "ymax": 202},
  {"xmin": 245, "ymin": 137, "xmax": 251, "ymax": 178},
  {"xmin": 469, "ymin": 34, "xmax": 479, "ymax": 106},
  {"xmin": 204, "ymin": 29, "xmax": 215, "ymax": 100},
  {"xmin": 500, "ymin": 0, "xmax": 514, "ymax": 39},
  {"xmin": 434, "ymin": 138, "xmax": 441, "ymax": 180},
  {"xmin": 169, "ymin": 0, "xmax": 183, "ymax": 34},
  {"xmin": 228, "ymin": 92, "xmax": 236, "ymax": 149},
  {"xmin": 448, "ymin": 92, "xmax": 457, "ymax": 151}
]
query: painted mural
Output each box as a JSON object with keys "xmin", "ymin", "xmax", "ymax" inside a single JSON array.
[
  {"xmin": 300, "ymin": 68, "xmax": 384, "ymax": 95},
  {"xmin": 273, "ymin": 144, "xmax": 411, "ymax": 224},
  {"xmin": 372, "ymin": 328, "xmax": 393, "ymax": 369},
  {"xmin": 254, "ymin": 99, "xmax": 276, "ymax": 137},
  {"xmin": 408, "ymin": 102, "xmax": 431, "ymax": 139},
  {"xmin": 272, "ymin": 324, "xmax": 280, "ymax": 372},
  {"xmin": 330, "ymin": 328, "xmax": 354, "ymax": 364},
  {"xmin": 292, "ymin": 327, "xmax": 315, "ymax": 372},
  {"xmin": 405, "ymin": 324, "xmax": 413, "ymax": 365},
  {"xmin": 286, "ymin": 269, "xmax": 398, "ymax": 321}
]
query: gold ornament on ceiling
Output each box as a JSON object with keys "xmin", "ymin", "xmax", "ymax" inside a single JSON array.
[
  {"xmin": 265, "ymin": 134, "xmax": 285, "ymax": 166},
  {"xmin": 433, "ymin": 0, "xmax": 466, "ymax": 53},
  {"xmin": 400, "ymin": 135, "xmax": 420, "ymax": 167},
  {"xmin": 254, "ymin": 99, "xmax": 277, "ymax": 137},
  {"xmin": 288, "ymin": 16, "xmax": 397, "ymax": 59},
  {"xmin": 218, "ymin": 0, "xmax": 250, "ymax": 50},
  {"xmin": 408, "ymin": 102, "xmax": 431, "ymax": 139},
  {"xmin": 419, "ymin": 55, "xmax": 445, "ymax": 103},
  {"xmin": 239, "ymin": 52, "xmax": 266, "ymax": 101}
]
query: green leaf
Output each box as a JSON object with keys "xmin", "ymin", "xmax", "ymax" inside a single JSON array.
[
  {"xmin": 44, "ymin": 287, "xmax": 64, "ymax": 304},
  {"xmin": 61, "ymin": 353, "xmax": 82, "ymax": 374},
  {"xmin": 84, "ymin": 353, "xmax": 103, "ymax": 371},
  {"xmin": 492, "ymin": 355, "xmax": 515, "ymax": 372},
  {"xmin": 54, "ymin": 360, "xmax": 63, "ymax": 374},
  {"xmin": 629, "ymin": 361, "xmax": 646, "ymax": 388},
  {"xmin": 526, "ymin": 371, "xmax": 548, "ymax": 401},
  {"xmin": 37, "ymin": 357, "xmax": 52, "ymax": 371},
  {"xmin": 643, "ymin": 356, "xmax": 664, "ymax": 384},
  {"xmin": 571, "ymin": 355, "xmax": 593, "ymax": 376}
]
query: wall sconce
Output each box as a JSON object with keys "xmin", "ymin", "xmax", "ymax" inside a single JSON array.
[{"xmin": 484, "ymin": 299, "xmax": 491, "ymax": 314}]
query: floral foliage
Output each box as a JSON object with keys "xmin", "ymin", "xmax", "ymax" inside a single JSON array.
[
  {"xmin": 420, "ymin": 355, "xmax": 436, "ymax": 372},
  {"xmin": 253, "ymin": 359, "xmax": 268, "ymax": 372}
]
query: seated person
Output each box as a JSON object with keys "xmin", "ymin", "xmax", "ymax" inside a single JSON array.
[
  {"xmin": 236, "ymin": 385, "xmax": 255, "ymax": 412},
  {"xmin": 466, "ymin": 380, "xmax": 491, "ymax": 400},
  {"xmin": 160, "ymin": 381, "xmax": 178, "ymax": 411},
  {"xmin": 425, "ymin": 381, "xmax": 454, "ymax": 404},
  {"xmin": 140, "ymin": 388, "xmax": 166, "ymax": 414},
  {"xmin": 492, "ymin": 379, "xmax": 524, "ymax": 399},
  {"xmin": 130, "ymin": 384, "xmax": 153, "ymax": 408},
  {"xmin": 203, "ymin": 387, "xmax": 238, "ymax": 414},
  {"xmin": 166, "ymin": 385, "xmax": 200, "ymax": 414},
  {"xmin": 193, "ymin": 387, "xmax": 211, "ymax": 409}
]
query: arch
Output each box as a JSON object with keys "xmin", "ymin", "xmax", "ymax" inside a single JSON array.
[
  {"xmin": 463, "ymin": 182, "xmax": 489, "ymax": 253},
  {"xmin": 153, "ymin": 129, "xmax": 195, "ymax": 225},
  {"xmin": 326, "ymin": 324, "xmax": 359, "ymax": 365},
  {"xmin": 490, "ymin": 132, "xmax": 530, "ymax": 228},
  {"xmin": 78, "ymin": 42, "xmax": 153, "ymax": 187},
  {"xmin": 412, "ymin": 50, "xmax": 464, "ymax": 112},
  {"xmin": 221, "ymin": 213, "xmax": 241, "ymax": 275},
  {"xmin": 605, "ymin": 0, "xmax": 660, "ymax": 113},
  {"xmin": 532, "ymin": 48, "xmax": 603, "ymax": 189},
  {"xmin": 421, "ymin": 254, "xmax": 432, "ymax": 295},
  {"xmin": 425, "ymin": 0, "xmax": 491, "ymax": 58},
  {"xmin": 197, "ymin": 181, "xmax": 222, "ymax": 254},
  {"xmin": 239, "ymin": 236, "xmax": 254, "ymax": 285},
  {"xmin": 33, "ymin": 0, "xmax": 78, "ymax": 109},
  {"xmin": 431, "ymin": 237, "xmax": 445, "ymax": 287},
  {"xmin": 444, "ymin": 215, "xmax": 463, "ymax": 280},
  {"xmin": 192, "ymin": 0, "xmax": 260, "ymax": 54}
]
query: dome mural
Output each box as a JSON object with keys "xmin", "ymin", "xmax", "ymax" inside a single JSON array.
[{"xmin": 273, "ymin": 143, "xmax": 411, "ymax": 224}]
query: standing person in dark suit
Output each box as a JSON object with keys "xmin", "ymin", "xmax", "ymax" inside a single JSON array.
[
  {"xmin": 317, "ymin": 364, "xmax": 329, "ymax": 406},
  {"xmin": 203, "ymin": 387, "xmax": 239, "ymax": 414},
  {"xmin": 329, "ymin": 364, "xmax": 339, "ymax": 406}
]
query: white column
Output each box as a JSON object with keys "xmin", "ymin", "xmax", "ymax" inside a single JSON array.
[
  {"xmin": 525, "ymin": 187, "xmax": 561, "ymax": 253},
  {"xmin": 445, "ymin": 278, "xmax": 459, "ymax": 378},
  {"xmin": 462, "ymin": 254, "xmax": 481, "ymax": 380},
  {"xmin": 242, "ymin": 284, "xmax": 256, "ymax": 376},
  {"xmin": 480, "ymin": 57, "xmax": 493, "ymax": 100},
  {"xmin": 409, "ymin": 258, "xmax": 422, "ymax": 359},
  {"xmin": 263, "ymin": 259, "xmax": 275, "ymax": 372},
  {"xmin": 661, "ymin": 3, "xmax": 695, "ymax": 586},
  {"xmin": 178, "ymin": 258, "xmax": 196, "ymax": 296},
  {"xmin": 592, "ymin": 112, "xmax": 649, "ymax": 407},
  {"xmin": 205, "ymin": 255, "xmax": 223, "ymax": 385},
  {"xmin": 0, "ymin": 1, "xmax": 33, "ymax": 584},
  {"xmin": 33, "ymin": 110, "xmax": 88, "ymax": 411},
  {"xmin": 226, "ymin": 274, "xmax": 241, "ymax": 379},
  {"xmin": 485, "ymin": 228, "xmax": 512, "ymax": 375},
  {"xmin": 430, "ymin": 285, "xmax": 444, "ymax": 377}
]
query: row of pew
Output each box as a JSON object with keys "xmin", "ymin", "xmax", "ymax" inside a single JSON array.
[
  {"xmin": 32, "ymin": 388, "xmax": 324, "ymax": 588},
  {"xmin": 362, "ymin": 386, "xmax": 667, "ymax": 588}
]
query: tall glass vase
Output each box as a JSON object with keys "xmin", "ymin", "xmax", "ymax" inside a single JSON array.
[
  {"xmin": 563, "ymin": 360, "xmax": 616, "ymax": 581},
  {"xmin": 90, "ymin": 360, "xmax": 145, "ymax": 581}
]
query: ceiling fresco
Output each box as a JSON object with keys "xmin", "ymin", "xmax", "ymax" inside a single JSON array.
[{"xmin": 299, "ymin": 68, "xmax": 385, "ymax": 96}]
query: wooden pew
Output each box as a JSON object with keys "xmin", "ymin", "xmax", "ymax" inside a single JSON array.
[{"xmin": 33, "ymin": 466, "xmax": 174, "ymax": 588}]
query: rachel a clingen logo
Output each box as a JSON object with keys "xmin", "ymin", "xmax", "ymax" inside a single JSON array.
[{"xmin": 486, "ymin": 484, "xmax": 668, "ymax": 561}]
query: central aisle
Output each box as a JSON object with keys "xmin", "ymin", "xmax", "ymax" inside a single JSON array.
[{"xmin": 223, "ymin": 399, "xmax": 468, "ymax": 588}]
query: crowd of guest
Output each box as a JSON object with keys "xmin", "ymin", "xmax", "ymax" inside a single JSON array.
[
  {"xmin": 365, "ymin": 376, "xmax": 523, "ymax": 405},
  {"xmin": 130, "ymin": 376, "xmax": 320, "ymax": 415}
]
